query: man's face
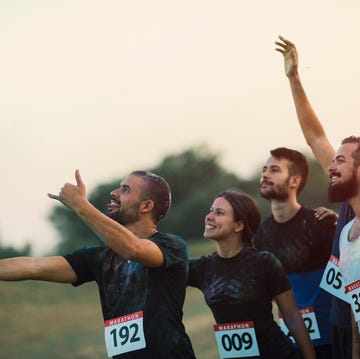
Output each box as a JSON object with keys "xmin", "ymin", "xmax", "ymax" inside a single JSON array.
[
  {"xmin": 107, "ymin": 175, "xmax": 145, "ymax": 225},
  {"xmin": 328, "ymin": 143, "xmax": 360, "ymax": 203},
  {"xmin": 260, "ymin": 156, "xmax": 291, "ymax": 201}
]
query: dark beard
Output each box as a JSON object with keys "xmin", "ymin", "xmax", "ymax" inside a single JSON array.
[
  {"xmin": 260, "ymin": 188, "xmax": 289, "ymax": 201},
  {"xmin": 260, "ymin": 179, "xmax": 290, "ymax": 201},
  {"xmin": 328, "ymin": 170, "xmax": 359, "ymax": 203},
  {"xmin": 108, "ymin": 202, "xmax": 141, "ymax": 225}
]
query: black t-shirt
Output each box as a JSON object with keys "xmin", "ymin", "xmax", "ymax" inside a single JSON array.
[
  {"xmin": 254, "ymin": 206, "xmax": 335, "ymax": 273},
  {"xmin": 188, "ymin": 247, "xmax": 298, "ymax": 359},
  {"xmin": 254, "ymin": 207, "xmax": 336, "ymax": 346},
  {"xmin": 64, "ymin": 232, "xmax": 196, "ymax": 359}
]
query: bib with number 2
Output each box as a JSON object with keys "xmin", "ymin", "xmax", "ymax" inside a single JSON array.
[
  {"xmin": 104, "ymin": 311, "xmax": 146, "ymax": 357},
  {"xmin": 279, "ymin": 306, "xmax": 320, "ymax": 342}
]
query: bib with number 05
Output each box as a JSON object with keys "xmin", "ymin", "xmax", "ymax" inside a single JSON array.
[
  {"xmin": 104, "ymin": 311, "xmax": 146, "ymax": 357},
  {"xmin": 319, "ymin": 255, "xmax": 350, "ymax": 303},
  {"xmin": 346, "ymin": 279, "xmax": 360, "ymax": 322},
  {"xmin": 214, "ymin": 321, "xmax": 259, "ymax": 358},
  {"xmin": 278, "ymin": 306, "xmax": 320, "ymax": 342}
]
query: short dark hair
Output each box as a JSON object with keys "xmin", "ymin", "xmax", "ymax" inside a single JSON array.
[
  {"xmin": 131, "ymin": 171, "xmax": 171, "ymax": 224},
  {"xmin": 215, "ymin": 190, "xmax": 261, "ymax": 247},
  {"xmin": 270, "ymin": 147, "xmax": 309, "ymax": 194},
  {"xmin": 341, "ymin": 136, "xmax": 360, "ymax": 167}
]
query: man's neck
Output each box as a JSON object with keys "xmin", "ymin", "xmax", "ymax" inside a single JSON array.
[
  {"xmin": 270, "ymin": 198, "xmax": 301, "ymax": 224},
  {"xmin": 126, "ymin": 220, "xmax": 158, "ymax": 239},
  {"xmin": 348, "ymin": 194, "xmax": 360, "ymax": 222}
]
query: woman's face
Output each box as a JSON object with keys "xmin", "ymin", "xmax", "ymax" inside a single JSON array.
[{"xmin": 204, "ymin": 196, "xmax": 242, "ymax": 241}]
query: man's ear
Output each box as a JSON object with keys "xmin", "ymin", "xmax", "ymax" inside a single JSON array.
[
  {"xmin": 289, "ymin": 175, "xmax": 301, "ymax": 190},
  {"xmin": 141, "ymin": 200, "xmax": 154, "ymax": 213}
]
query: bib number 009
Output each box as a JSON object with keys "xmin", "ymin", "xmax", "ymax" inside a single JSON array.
[
  {"xmin": 221, "ymin": 332, "xmax": 253, "ymax": 351},
  {"xmin": 214, "ymin": 321, "xmax": 259, "ymax": 358},
  {"xmin": 104, "ymin": 311, "xmax": 146, "ymax": 357}
]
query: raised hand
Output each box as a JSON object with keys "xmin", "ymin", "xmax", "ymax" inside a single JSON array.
[
  {"xmin": 275, "ymin": 35, "xmax": 299, "ymax": 78},
  {"xmin": 48, "ymin": 169, "xmax": 87, "ymax": 211}
]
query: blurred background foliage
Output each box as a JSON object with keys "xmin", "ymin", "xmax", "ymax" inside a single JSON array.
[{"xmin": 0, "ymin": 145, "xmax": 337, "ymax": 257}]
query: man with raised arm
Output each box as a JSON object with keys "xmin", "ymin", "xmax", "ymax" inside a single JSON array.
[
  {"xmin": 276, "ymin": 35, "xmax": 356, "ymax": 359},
  {"xmin": 0, "ymin": 169, "xmax": 196, "ymax": 359}
]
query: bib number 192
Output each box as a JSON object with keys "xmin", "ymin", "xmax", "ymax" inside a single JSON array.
[{"xmin": 104, "ymin": 311, "xmax": 146, "ymax": 357}]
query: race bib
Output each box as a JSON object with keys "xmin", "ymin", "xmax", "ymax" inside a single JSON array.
[
  {"xmin": 278, "ymin": 306, "xmax": 320, "ymax": 342},
  {"xmin": 320, "ymin": 255, "xmax": 350, "ymax": 303},
  {"xmin": 104, "ymin": 311, "xmax": 146, "ymax": 357},
  {"xmin": 346, "ymin": 279, "xmax": 360, "ymax": 322},
  {"xmin": 214, "ymin": 321, "xmax": 259, "ymax": 358}
]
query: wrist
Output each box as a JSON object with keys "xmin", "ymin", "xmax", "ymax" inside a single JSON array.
[
  {"xmin": 72, "ymin": 197, "xmax": 92, "ymax": 217},
  {"xmin": 287, "ymin": 71, "xmax": 300, "ymax": 81}
]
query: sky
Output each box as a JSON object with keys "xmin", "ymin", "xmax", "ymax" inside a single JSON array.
[{"xmin": 1, "ymin": 0, "xmax": 360, "ymax": 255}]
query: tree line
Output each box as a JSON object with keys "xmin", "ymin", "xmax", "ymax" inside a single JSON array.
[{"xmin": 0, "ymin": 145, "xmax": 337, "ymax": 257}]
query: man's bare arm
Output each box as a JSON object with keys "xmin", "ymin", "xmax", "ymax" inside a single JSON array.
[
  {"xmin": 0, "ymin": 256, "xmax": 78, "ymax": 283},
  {"xmin": 276, "ymin": 35, "xmax": 335, "ymax": 173}
]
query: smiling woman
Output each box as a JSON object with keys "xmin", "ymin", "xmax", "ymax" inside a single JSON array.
[{"xmin": 187, "ymin": 189, "xmax": 316, "ymax": 359}]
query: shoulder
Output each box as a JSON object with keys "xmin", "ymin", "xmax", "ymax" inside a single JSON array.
[
  {"xmin": 341, "ymin": 218, "xmax": 355, "ymax": 236},
  {"xmin": 190, "ymin": 252, "xmax": 216, "ymax": 265},
  {"xmin": 152, "ymin": 231, "xmax": 184, "ymax": 242},
  {"xmin": 301, "ymin": 206, "xmax": 335, "ymax": 228},
  {"xmin": 151, "ymin": 232, "xmax": 186, "ymax": 248},
  {"xmin": 64, "ymin": 245, "xmax": 106, "ymax": 258},
  {"xmin": 254, "ymin": 216, "xmax": 274, "ymax": 237}
]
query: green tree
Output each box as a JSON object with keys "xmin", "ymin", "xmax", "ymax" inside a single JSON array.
[
  {"xmin": 48, "ymin": 147, "xmax": 338, "ymax": 254},
  {"xmin": 48, "ymin": 145, "xmax": 248, "ymax": 253},
  {"xmin": 0, "ymin": 242, "xmax": 31, "ymax": 259}
]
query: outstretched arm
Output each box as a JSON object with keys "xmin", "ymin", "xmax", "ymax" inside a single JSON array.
[
  {"xmin": 0, "ymin": 256, "xmax": 77, "ymax": 283},
  {"xmin": 275, "ymin": 289, "xmax": 316, "ymax": 359},
  {"xmin": 276, "ymin": 35, "xmax": 335, "ymax": 173}
]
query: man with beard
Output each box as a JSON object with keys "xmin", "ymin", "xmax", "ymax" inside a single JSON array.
[
  {"xmin": 254, "ymin": 147, "xmax": 337, "ymax": 359},
  {"xmin": 0, "ymin": 169, "xmax": 196, "ymax": 359},
  {"xmin": 275, "ymin": 35, "xmax": 356, "ymax": 358},
  {"xmin": 327, "ymin": 137, "xmax": 360, "ymax": 341}
]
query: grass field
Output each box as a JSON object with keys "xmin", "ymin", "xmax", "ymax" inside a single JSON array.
[{"xmin": 0, "ymin": 240, "xmax": 218, "ymax": 359}]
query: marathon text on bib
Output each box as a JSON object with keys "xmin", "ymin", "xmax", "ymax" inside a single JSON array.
[
  {"xmin": 213, "ymin": 321, "xmax": 259, "ymax": 358},
  {"xmin": 104, "ymin": 311, "xmax": 146, "ymax": 357}
]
